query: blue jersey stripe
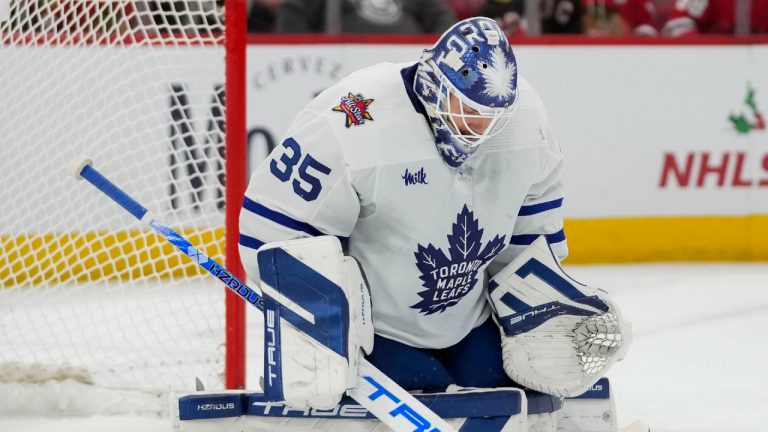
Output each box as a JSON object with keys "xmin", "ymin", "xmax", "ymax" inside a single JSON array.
[
  {"xmin": 242, "ymin": 197, "xmax": 324, "ymax": 237},
  {"xmin": 509, "ymin": 229, "xmax": 566, "ymax": 246},
  {"xmin": 239, "ymin": 234, "xmax": 265, "ymax": 250},
  {"xmin": 518, "ymin": 198, "xmax": 563, "ymax": 216}
]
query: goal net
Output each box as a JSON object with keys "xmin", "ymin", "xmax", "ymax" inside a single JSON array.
[{"xmin": 0, "ymin": 0, "xmax": 245, "ymax": 415}]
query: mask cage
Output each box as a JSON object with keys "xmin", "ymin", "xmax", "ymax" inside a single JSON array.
[{"xmin": 431, "ymin": 71, "xmax": 518, "ymax": 149}]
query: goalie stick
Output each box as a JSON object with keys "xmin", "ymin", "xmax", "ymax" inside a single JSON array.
[{"xmin": 72, "ymin": 158, "xmax": 458, "ymax": 432}]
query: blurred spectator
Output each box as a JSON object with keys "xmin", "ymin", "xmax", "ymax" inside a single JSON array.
[
  {"xmin": 21, "ymin": 0, "xmax": 132, "ymax": 35},
  {"xmin": 662, "ymin": 0, "xmax": 768, "ymax": 35},
  {"xmin": 277, "ymin": 0, "xmax": 456, "ymax": 33},
  {"xmin": 583, "ymin": 0, "xmax": 658, "ymax": 35},
  {"xmin": 649, "ymin": 0, "xmax": 675, "ymax": 28},
  {"xmin": 444, "ymin": 0, "xmax": 488, "ymax": 20},
  {"xmin": 248, "ymin": 0, "xmax": 282, "ymax": 32},
  {"xmin": 478, "ymin": 0, "xmax": 584, "ymax": 34},
  {"xmin": 479, "ymin": 0, "xmax": 527, "ymax": 35},
  {"xmin": 146, "ymin": 1, "xmax": 222, "ymax": 29},
  {"xmin": 540, "ymin": 0, "xmax": 585, "ymax": 33}
]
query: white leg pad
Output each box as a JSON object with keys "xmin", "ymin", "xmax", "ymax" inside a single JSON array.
[
  {"xmin": 528, "ymin": 411, "xmax": 558, "ymax": 432},
  {"xmin": 556, "ymin": 378, "xmax": 616, "ymax": 432}
]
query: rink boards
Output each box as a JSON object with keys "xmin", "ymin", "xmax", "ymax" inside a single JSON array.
[
  {"xmin": 4, "ymin": 40, "xmax": 768, "ymax": 283},
  {"xmin": 244, "ymin": 40, "xmax": 768, "ymax": 263}
]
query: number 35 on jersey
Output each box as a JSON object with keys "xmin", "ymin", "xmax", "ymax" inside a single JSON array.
[{"xmin": 269, "ymin": 138, "xmax": 332, "ymax": 202}]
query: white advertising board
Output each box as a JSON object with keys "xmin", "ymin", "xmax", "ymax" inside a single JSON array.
[
  {"xmin": 247, "ymin": 43, "xmax": 768, "ymax": 220},
  {"xmin": 7, "ymin": 42, "xmax": 768, "ymax": 257}
]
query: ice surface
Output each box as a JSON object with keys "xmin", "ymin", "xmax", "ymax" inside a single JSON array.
[
  {"xmin": 1, "ymin": 263, "xmax": 766, "ymax": 432},
  {"xmin": 569, "ymin": 263, "xmax": 768, "ymax": 432}
]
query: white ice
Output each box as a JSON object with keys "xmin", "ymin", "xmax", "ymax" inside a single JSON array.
[
  {"xmin": 569, "ymin": 263, "xmax": 768, "ymax": 432},
  {"xmin": 1, "ymin": 263, "xmax": 766, "ymax": 432}
]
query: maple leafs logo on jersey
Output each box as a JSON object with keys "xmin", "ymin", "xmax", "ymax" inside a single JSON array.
[
  {"xmin": 332, "ymin": 92, "xmax": 374, "ymax": 127},
  {"xmin": 412, "ymin": 205, "xmax": 506, "ymax": 315}
]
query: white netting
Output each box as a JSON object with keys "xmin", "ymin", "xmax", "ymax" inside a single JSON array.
[{"xmin": 0, "ymin": 0, "xmax": 232, "ymax": 413}]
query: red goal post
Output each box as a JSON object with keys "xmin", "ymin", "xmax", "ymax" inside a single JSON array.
[{"xmin": 225, "ymin": 0, "xmax": 247, "ymax": 392}]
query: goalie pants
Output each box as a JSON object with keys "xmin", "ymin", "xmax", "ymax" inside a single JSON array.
[{"xmin": 365, "ymin": 317, "xmax": 515, "ymax": 392}]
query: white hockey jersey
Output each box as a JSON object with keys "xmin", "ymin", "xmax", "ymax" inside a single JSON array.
[{"xmin": 239, "ymin": 62, "xmax": 567, "ymax": 349}]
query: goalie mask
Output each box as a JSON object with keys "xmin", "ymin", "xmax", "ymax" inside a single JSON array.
[{"xmin": 415, "ymin": 17, "xmax": 519, "ymax": 168}]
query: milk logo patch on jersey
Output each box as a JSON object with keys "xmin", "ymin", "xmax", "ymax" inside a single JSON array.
[
  {"xmin": 402, "ymin": 167, "xmax": 429, "ymax": 186},
  {"xmin": 332, "ymin": 92, "xmax": 374, "ymax": 127},
  {"xmin": 412, "ymin": 205, "xmax": 506, "ymax": 315}
]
